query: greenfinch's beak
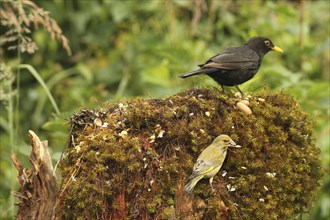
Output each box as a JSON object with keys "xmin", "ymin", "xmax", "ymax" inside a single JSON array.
[
  {"xmin": 229, "ymin": 140, "xmax": 241, "ymax": 148},
  {"xmin": 271, "ymin": 46, "xmax": 284, "ymax": 53}
]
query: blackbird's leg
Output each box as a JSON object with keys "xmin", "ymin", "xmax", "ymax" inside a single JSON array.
[
  {"xmin": 221, "ymin": 85, "xmax": 225, "ymax": 94},
  {"xmin": 209, "ymin": 177, "xmax": 215, "ymax": 192},
  {"xmin": 235, "ymin": 85, "xmax": 245, "ymax": 98}
]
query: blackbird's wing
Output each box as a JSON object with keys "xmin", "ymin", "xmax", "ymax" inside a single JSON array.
[{"xmin": 201, "ymin": 46, "xmax": 260, "ymax": 70}]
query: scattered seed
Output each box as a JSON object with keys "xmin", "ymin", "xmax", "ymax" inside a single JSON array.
[
  {"xmin": 149, "ymin": 135, "xmax": 156, "ymax": 143},
  {"xmin": 158, "ymin": 130, "xmax": 165, "ymax": 138},
  {"xmin": 119, "ymin": 130, "xmax": 128, "ymax": 137},
  {"xmin": 266, "ymin": 172, "xmax": 276, "ymax": 178},
  {"xmin": 240, "ymin": 100, "xmax": 250, "ymax": 106},
  {"xmin": 227, "ymin": 184, "xmax": 236, "ymax": 192},
  {"xmin": 237, "ymin": 101, "xmax": 252, "ymax": 115},
  {"xmin": 94, "ymin": 118, "xmax": 102, "ymax": 126}
]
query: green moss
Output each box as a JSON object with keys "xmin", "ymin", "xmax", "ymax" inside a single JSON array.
[{"xmin": 57, "ymin": 88, "xmax": 323, "ymax": 219}]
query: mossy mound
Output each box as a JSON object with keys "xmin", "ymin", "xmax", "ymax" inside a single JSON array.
[{"xmin": 57, "ymin": 89, "xmax": 323, "ymax": 219}]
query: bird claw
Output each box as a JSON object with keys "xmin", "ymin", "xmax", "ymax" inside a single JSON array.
[
  {"xmin": 210, "ymin": 177, "xmax": 215, "ymax": 192},
  {"xmin": 234, "ymin": 92, "xmax": 243, "ymax": 99}
]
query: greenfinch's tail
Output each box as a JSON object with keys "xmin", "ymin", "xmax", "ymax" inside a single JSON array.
[{"xmin": 183, "ymin": 175, "xmax": 203, "ymax": 194}]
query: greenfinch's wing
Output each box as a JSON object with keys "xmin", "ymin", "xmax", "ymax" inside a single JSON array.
[
  {"xmin": 190, "ymin": 159, "xmax": 219, "ymax": 178},
  {"xmin": 189, "ymin": 144, "xmax": 226, "ymax": 178}
]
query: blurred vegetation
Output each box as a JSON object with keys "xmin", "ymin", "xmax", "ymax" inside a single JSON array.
[{"xmin": 0, "ymin": 0, "xmax": 329, "ymax": 219}]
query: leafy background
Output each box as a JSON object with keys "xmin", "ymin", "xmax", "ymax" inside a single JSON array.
[{"xmin": 0, "ymin": 0, "xmax": 329, "ymax": 219}]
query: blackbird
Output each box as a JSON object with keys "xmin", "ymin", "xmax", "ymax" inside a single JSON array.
[{"xmin": 179, "ymin": 36, "xmax": 283, "ymax": 96}]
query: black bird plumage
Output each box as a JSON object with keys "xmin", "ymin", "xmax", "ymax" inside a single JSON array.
[{"xmin": 179, "ymin": 36, "xmax": 283, "ymax": 96}]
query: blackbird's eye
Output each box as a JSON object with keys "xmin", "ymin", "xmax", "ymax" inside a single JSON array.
[
  {"xmin": 223, "ymin": 139, "xmax": 229, "ymax": 142},
  {"xmin": 264, "ymin": 40, "xmax": 271, "ymax": 47}
]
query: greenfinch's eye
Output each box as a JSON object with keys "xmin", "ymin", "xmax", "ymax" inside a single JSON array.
[{"xmin": 265, "ymin": 40, "xmax": 271, "ymax": 46}]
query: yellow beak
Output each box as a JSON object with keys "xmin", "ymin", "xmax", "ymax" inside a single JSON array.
[{"xmin": 271, "ymin": 46, "xmax": 284, "ymax": 53}]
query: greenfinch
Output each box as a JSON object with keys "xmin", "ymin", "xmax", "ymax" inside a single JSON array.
[{"xmin": 184, "ymin": 134, "xmax": 241, "ymax": 193}]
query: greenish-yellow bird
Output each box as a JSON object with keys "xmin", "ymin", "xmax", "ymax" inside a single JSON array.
[{"xmin": 184, "ymin": 134, "xmax": 241, "ymax": 193}]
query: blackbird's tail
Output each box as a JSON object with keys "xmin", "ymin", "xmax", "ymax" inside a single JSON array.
[{"xmin": 179, "ymin": 68, "xmax": 218, "ymax": 78}]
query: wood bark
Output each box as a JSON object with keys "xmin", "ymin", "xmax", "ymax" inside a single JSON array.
[{"xmin": 11, "ymin": 130, "xmax": 58, "ymax": 220}]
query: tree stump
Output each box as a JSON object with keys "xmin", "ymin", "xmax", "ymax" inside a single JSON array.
[
  {"xmin": 55, "ymin": 89, "xmax": 323, "ymax": 219},
  {"xmin": 12, "ymin": 130, "xmax": 58, "ymax": 220}
]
